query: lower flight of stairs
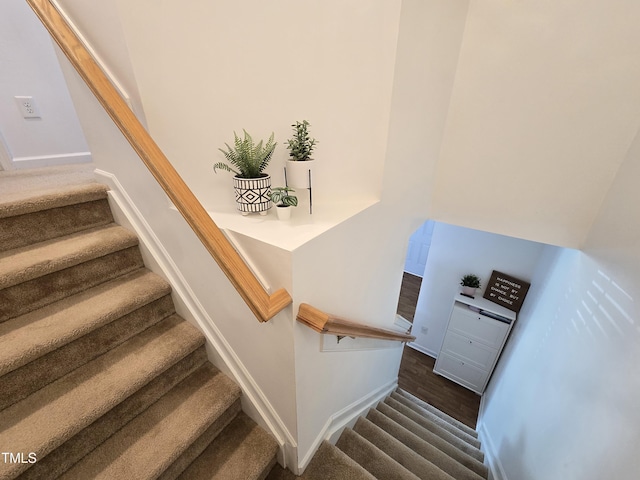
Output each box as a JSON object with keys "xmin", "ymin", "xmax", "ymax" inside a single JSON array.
[
  {"xmin": 0, "ymin": 183, "xmax": 278, "ymax": 480},
  {"xmin": 268, "ymin": 388, "xmax": 488, "ymax": 480}
]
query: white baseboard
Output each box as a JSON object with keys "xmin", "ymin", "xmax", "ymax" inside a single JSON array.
[
  {"xmin": 477, "ymin": 421, "xmax": 508, "ymax": 480},
  {"xmin": 298, "ymin": 379, "xmax": 397, "ymax": 471},
  {"xmin": 94, "ymin": 169, "xmax": 298, "ymax": 470},
  {"xmin": 11, "ymin": 152, "xmax": 92, "ymax": 169}
]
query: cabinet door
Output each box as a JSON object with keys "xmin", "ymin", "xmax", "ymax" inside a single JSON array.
[
  {"xmin": 449, "ymin": 305, "xmax": 510, "ymax": 349},
  {"xmin": 435, "ymin": 353, "xmax": 489, "ymax": 393},
  {"xmin": 440, "ymin": 330, "xmax": 500, "ymax": 370}
]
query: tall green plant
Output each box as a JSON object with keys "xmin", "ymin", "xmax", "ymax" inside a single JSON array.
[
  {"xmin": 214, "ymin": 130, "xmax": 276, "ymax": 178},
  {"xmin": 285, "ymin": 120, "xmax": 317, "ymax": 161}
]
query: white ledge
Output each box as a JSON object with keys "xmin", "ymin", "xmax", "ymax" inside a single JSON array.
[{"xmin": 206, "ymin": 197, "xmax": 379, "ymax": 252}]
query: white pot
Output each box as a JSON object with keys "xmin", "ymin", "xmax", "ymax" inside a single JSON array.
[
  {"xmin": 462, "ymin": 286, "xmax": 477, "ymax": 297},
  {"xmin": 275, "ymin": 205, "xmax": 292, "ymax": 220},
  {"xmin": 233, "ymin": 174, "xmax": 272, "ymax": 215},
  {"xmin": 286, "ymin": 160, "xmax": 314, "ymax": 189}
]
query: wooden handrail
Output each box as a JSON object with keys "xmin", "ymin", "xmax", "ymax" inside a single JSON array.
[
  {"xmin": 297, "ymin": 304, "xmax": 416, "ymax": 343},
  {"xmin": 27, "ymin": 0, "xmax": 291, "ymax": 322}
]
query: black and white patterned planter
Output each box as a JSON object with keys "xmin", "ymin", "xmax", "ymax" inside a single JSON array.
[{"xmin": 233, "ymin": 174, "xmax": 272, "ymax": 215}]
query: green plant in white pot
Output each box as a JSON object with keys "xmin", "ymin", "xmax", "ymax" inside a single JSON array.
[
  {"xmin": 285, "ymin": 120, "xmax": 317, "ymax": 188},
  {"xmin": 214, "ymin": 130, "xmax": 276, "ymax": 215},
  {"xmin": 270, "ymin": 186, "xmax": 298, "ymax": 220},
  {"xmin": 460, "ymin": 274, "xmax": 481, "ymax": 297}
]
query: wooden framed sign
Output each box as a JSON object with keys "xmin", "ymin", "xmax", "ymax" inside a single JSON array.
[{"xmin": 483, "ymin": 270, "xmax": 530, "ymax": 313}]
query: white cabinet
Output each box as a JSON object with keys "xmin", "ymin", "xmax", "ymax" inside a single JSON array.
[{"xmin": 434, "ymin": 294, "xmax": 516, "ymax": 394}]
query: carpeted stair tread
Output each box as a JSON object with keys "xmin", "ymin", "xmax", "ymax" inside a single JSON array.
[
  {"xmin": 390, "ymin": 392, "xmax": 481, "ymax": 448},
  {"xmin": 300, "ymin": 442, "xmax": 375, "ymax": 480},
  {"xmin": 0, "ymin": 183, "xmax": 108, "ymax": 219},
  {"xmin": 176, "ymin": 412, "xmax": 278, "ymax": 480},
  {"xmin": 353, "ymin": 416, "xmax": 455, "ymax": 480},
  {"xmin": 0, "ymin": 269, "xmax": 171, "ymax": 377},
  {"xmin": 384, "ymin": 397, "xmax": 484, "ymax": 462},
  {"xmin": 377, "ymin": 401, "xmax": 485, "ymax": 468},
  {"xmin": 366, "ymin": 408, "xmax": 487, "ymax": 480},
  {"xmin": 21, "ymin": 348, "xmax": 210, "ymax": 480},
  {"xmin": 0, "ymin": 198, "xmax": 113, "ymax": 253},
  {"xmin": 0, "ymin": 315, "xmax": 204, "ymax": 479},
  {"xmin": 59, "ymin": 364, "xmax": 241, "ymax": 480},
  {"xmin": 337, "ymin": 428, "xmax": 420, "ymax": 480},
  {"xmin": 0, "ymin": 271, "xmax": 175, "ymax": 411},
  {"xmin": 0, "ymin": 223, "xmax": 138, "ymax": 290},
  {"xmin": 395, "ymin": 389, "xmax": 478, "ymax": 437}
]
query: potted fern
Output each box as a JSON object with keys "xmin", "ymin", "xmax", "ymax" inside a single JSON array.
[
  {"xmin": 285, "ymin": 120, "xmax": 317, "ymax": 189},
  {"xmin": 270, "ymin": 186, "xmax": 298, "ymax": 220},
  {"xmin": 460, "ymin": 274, "xmax": 482, "ymax": 297},
  {"xmin": 214, "ymin": 130, "xmax": 276, "ymax": 215}
]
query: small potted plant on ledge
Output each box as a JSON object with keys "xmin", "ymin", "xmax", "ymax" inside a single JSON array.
[
  {"xmin": 214, "ymin": 130, "xmax": 276, "ymax": 215},
  {"xmin": 270, "ymin": 186, "xmax": 298, "ymax": 220},
  {"xmin": 285, "ymin": 120, "xmax": 317, "ymax": 189},
  {"xmin": 460, "ymin": 274, "xmax": 481, "ymax": 297}
]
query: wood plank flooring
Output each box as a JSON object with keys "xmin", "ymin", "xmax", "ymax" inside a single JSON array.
[
  {"xmin": 396, "ymin": 272, "xmax": 480, "ymax": 429},
  {"xmin": 397, "ymin": 346, "xmax": 480, "ymax": 429}
]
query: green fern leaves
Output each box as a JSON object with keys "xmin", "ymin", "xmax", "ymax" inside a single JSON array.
[{"xmin": 214, "ymin": 130, "xmax": 276, "ymax": 178}]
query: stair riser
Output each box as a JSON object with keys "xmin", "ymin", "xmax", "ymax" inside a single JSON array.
[
  {"xmin": 336, "ymin": 429, "xmax": 419, "ymax": 480},
  {"xmin": 158, "ymin": 399, "xmax": 242, "ymax": 480},
  {"xmin": 0, "ymin": 294, "xmax": 176, "ymax": 411},
  {"xmin": 0, "ymin": 247, "xmax": 144, "ymax": 323},
  {"xmin": 18, "ymin": 346, "xmax": 209, "ymax": 480},
  {"xmin": 366, "ymin": 409, "xmax": 486, "ymax": 480},
  {"xmin": 391, "ymin": 393, "xmax": 480, "ymax": 448},
  {"xmin": 0, "ymin": 199, "xmax": 113, "ymax": 252},
  {"xmin": 377, "ymin": 403, "xmax": 486, "ymax": 473},
  {"xmin": 353, "ymin": 418, "xmax": 453, "ymax": 480},
  {"xmin": 395, "ymin": 390, "xmax": 478, "ymax": 438},
  {"xmin": 384, "ymin": 398, "xmax": 484, "ymax": 462}
]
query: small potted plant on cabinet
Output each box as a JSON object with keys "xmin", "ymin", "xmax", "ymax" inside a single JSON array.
[
  {"xmin": 460, "ymin": 274, "xmax": 481, "ymax": 297},
  {"xmin": 270, "ymin": 186, "xmax": 298, "ymax": 220},
  {"xmin": 285, "ymin": 120, "xmax": 317, "ymax": 188},
  {"xmin": 214, "ymin": 130, "xmax": 276, "ymax": 215}
]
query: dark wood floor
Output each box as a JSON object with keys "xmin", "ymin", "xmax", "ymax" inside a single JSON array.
[
  {"xmin": 397, "ymin": 346, "xmax": 480, "ymax": 429},
  {"xmin": 396, "ymin": 273, "xmax": 480, "ymax": 429}
]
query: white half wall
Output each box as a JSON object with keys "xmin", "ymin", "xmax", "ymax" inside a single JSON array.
[
  {"xmin": 479, "ymin": 126, "xmax": 640, "ymax": 479},
  {"xmin": 410, "ymin": 221, "xmax": 544, "ymax": 357}
]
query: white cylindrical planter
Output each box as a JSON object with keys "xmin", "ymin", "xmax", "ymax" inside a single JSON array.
[
  {"xmin": 233, "ymin": 174, "xmax": 272, "ymax": 215},
  {"xmin": 275, "ymin": 205, "xmax": 292, "ymax": 220},
  {"xmin": 286, "ymin": 160, "xmax": 314, "ymax": 188}
]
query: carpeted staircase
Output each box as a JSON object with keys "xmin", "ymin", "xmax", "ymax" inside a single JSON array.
[
  {"xmin": 269, "ymin": 388, "xmax": 488, "ymax": 480},
  {"xmin": 0, "ymin": 183, "xmax": 278, "ymax": 479},
  {"xmin": 0, "ymin": 180, "xmax": 488, "ymax": 480}
]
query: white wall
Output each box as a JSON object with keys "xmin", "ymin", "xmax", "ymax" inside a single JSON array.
[
  {"xmin": 381, "ymin": 0, "xmax": 469, "ymax": 217},
  {"xmin": 410, "ymin": 222, "xmax": 544, "ymax": 357},
  {"xmin": 292, "ymin": 202, "xmax": 411, "ymax": 464},
  {"xmin": 0, "ymin": 0, "xmax": 89, "ymax": 169},
  {"xmin": 431, "ymin": 0, "xmax": 640, "ymax": 249},
  {"xmin": 479, "ymin": 127, "xmax": 640, "ymax": 479},
  {"xmin": 109, "ymin": 0, "xmax": 402, "ymax": 211}
]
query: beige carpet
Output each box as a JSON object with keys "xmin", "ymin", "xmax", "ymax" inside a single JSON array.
[{"xmin": 0, "ymin": 164, "xmax": 96, "ymax": 204}]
